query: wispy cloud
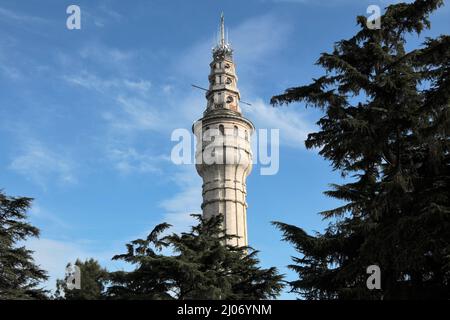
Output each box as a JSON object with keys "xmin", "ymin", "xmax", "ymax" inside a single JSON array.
[
  {"xmin": 0, "ymin": 34, "xmax": 33, "ymax": 80},
  {"xmin": 27, "ymin": 237, "xmax": 122, "ymax": 293},
  {"xmin": 244, "ymin": 99, "xmax": 314, "ymax": 149},
  {"xmin": 79, "ymin": 45, "xmax": 134, "ymax": 64},
  {"xmin": 0, "ymin": 63, "xmax": 21, "ymax": 80},
  {"xmin": 82, "ymin": 5, "xmax": 124, "ymax": 29},
  {"xmin": 159, "ymin": 165, "xmax": 202, "ymax": 233},
  {"xmin": 29, "ymin": 203, "xmax": 71, "ymax": 231},
  {"xmin": 231, "ymin": 14, "xmax": 291, "ymax": 66},
  {"xmin": 107, "ymin": 147, "xmax": 169, "ymax": 175},
  {"xmin": 60, "ymin": 49, "xmax": 175, "ymax": 177},
  {"xmin": 9, "ymin": 141, "xmax": 77, "ymax": 188},
  {"xmin": 63, "ymin": 71, "xmax": 151, "ymax": 95},
  {"xmin": 0, "ymin": 6, "xmax": 48, "ymax": 24},
  {"xmin": 110, "ymin": 95, "xmax": 168, "ymax": 132},
  {"xmin": 28, "ymin": 238, "xmax": 92, "ymax": 292}
]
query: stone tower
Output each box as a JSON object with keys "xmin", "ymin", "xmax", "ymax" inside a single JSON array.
[{"xmin": 193, "ymin": 14, "xmax": 254, "ymax": 247}]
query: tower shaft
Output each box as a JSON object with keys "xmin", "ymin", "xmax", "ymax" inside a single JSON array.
[{"xmin": 193, "ymin": 14, "xmax": 254, "ymax": 247}]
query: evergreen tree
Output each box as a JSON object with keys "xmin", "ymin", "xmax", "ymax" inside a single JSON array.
[
  {"xmin": 0, "ymin": 191, "xmax": 48, "ymax": 299},
  {"xmin": 55, "ymin": 258, "xmax": 109, "ymax": 300},
  {"xmin": 271, "ymin": 0, "xmax": 449, "ymax": 299},
  {"xmin": 108, "ymin": 214, "xmax": 284, "ymax": 299}
]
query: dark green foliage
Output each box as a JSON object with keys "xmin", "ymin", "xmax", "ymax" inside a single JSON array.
[
  {"xmin": 272, "ymin": 0, "xmax": 449, "ymax": 299},
  {"xmin": 55, "ymin": 258, "xmax": 109, "ymax": 300},
  {"xmin": 0, "ymin": 191, "xmax": 48, "ymax": 299},
  {"xmin": 108, "ymin": 214, "xmax": 284, "ymax": 300}
]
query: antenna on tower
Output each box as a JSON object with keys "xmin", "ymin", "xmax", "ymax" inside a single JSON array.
[
  {"xmin": 213, "ymin": 12, "xmax": 233, "ymax": 55},
  {"xmin": 220, "ymin": 12, "xmax": 225, "ymax": 47}
]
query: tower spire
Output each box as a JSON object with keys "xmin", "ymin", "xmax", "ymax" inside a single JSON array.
[
  {"xmin": 220, "ymin": 12, "xmax": 225, "ymax": 47},
  {"xmin": 213, "ymin": 13, "xmax": 232, "ymax": 57}
]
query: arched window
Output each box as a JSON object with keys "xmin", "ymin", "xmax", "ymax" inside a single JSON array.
[
  {"xmin": 245, "ymin": 130, "xmax": 249, "ymax": 141},
  {"xmin": 219, "ymin": 125, "xmax": 225, "ymax": 135},
  {"xmin": 234, "ymin": 126, "xmax": 238, "ymax": 137}
]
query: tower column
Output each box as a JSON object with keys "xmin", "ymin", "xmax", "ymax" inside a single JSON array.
[{"xmin": 193, "ymin": 14, "xmax": 254, "ymax": 247}]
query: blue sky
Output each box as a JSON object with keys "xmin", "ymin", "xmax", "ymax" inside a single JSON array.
[{"xmin": 0, "ymin": 0, "xmax": 448, "ymax": 299}]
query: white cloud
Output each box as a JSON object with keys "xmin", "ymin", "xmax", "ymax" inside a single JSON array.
[
  {"xmin": 62, "ymin": 69, "xmax": 172, "ymax": 137},
  {"xmin": 82, "ymin": 5, "xmax": 124, "ymax": 29},
  {"xmin": 231, "ymin": 14, "xmax": 291, "ymax": 66},
  {"xmin": 159, "ymin": 165, "xmax": 202, "ymax": 233},
  {"xmin": 245, "ymin": 99, "xmax": 314, "ymax": 148},
  {"xmin": 123, "ymin": 79, "xmax": 152, "ymax": 92},
  {"xmin": 98, "ymin": 5, "xmax": 123, "ymax": 22},
  {"xmin": 9, "ymin": 141, "xmax": 77, "ymax": 188},
  {"xmin": 27, "ymin": 237, "xmax": 122, "ymax": 294},
  {"xmin": 27, "ymin": 238, "xmax": 92, "ymax": 292},
  {"xmin": 63, "ymin": 71, "xmax": 151, "ymax": 95},
  {"xmin": 107, "ymin": 147, "xmax": 169, "ymax": 175},
  {"xmin": 102, "ymin": 95, "xmax": 169, "ymax": 133},
  {"xmin": 0, "ymin": 6, "xmax": 48, "ymax": 24},
  {"xmin": 79, "ymin": 45, "xmax": 134, "ymax": 64},
  {"xmin": 162, "ymin": 84, "xmax": 174, "ymax": 94},
  {"xmin": 0, "ymin": 63, "xmax": 21, "ymax": 80},
  {"xmin": 0, "ymin": 34, "xmax": 39, "ymax": 81},
  {"xmin": 29, "ymin": 203, "xmax": 71, "ymax": 231}
]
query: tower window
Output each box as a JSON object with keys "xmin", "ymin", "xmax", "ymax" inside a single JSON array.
[
  {"xmin": 226, "ymin": 77, "xmax": 232, "ymax": 85},
  {"xmin": 219, "ymin": 125, "xmax": 225, "ymax": 135},
  {"xmin": 234, "ymin": 126, "xmax": 238, "ymax": 136},
  {"xmin": 226, "ymin": 96, "xmax": 234, "ymax": 103},
  {"xmin": 245, "ymin": 130, "xmax": 249, "ymax": 141}
]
